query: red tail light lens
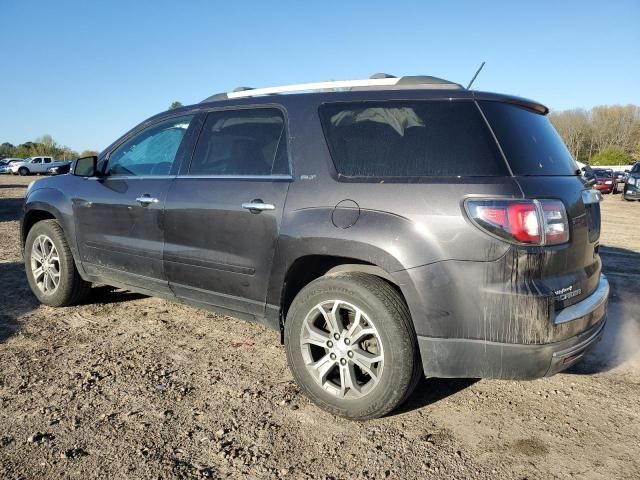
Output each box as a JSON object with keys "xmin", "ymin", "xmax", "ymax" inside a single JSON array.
[
  {"xmin": 506, "ymin": 202, "xmax": 541, "ymax": 243},
  {"xmin": 465, "ymin": 199, "xmax": 569, "ymax": 246}
]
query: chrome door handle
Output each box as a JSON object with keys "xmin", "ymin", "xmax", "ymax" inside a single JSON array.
[
  {"xmin": 136, "ymin": 196, "xmax": 159, "ymax": 205},
  {"xmin": 242, "ymin": 200, "xmax": 275, "ymax": 212}
]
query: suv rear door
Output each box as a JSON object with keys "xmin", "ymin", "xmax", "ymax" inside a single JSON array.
[
  {"xmin": 163, "ymin": 107, "xmax": 291, "ymax": 318},
  {"xmin": 73, "ymin": 114, "xmax": 195, "ymax": 294},
  {"xmin": 478, "ymin": 101, "xmax": 601, "ymax": 308}
]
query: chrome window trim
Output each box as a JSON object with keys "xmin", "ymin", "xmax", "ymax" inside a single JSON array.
[
  {"xmin": 176, "ymin": 174, "xmax": 294, "ymax": 180},
  {"xmin": 98, "ymin": 174, "xmax": 294, "ymax": 180},
  {"xmin": 101, "ymin": 175, "xmax": 178, "ymax": 180}
]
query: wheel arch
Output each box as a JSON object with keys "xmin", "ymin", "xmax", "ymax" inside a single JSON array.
[
  {"xmin": 275, "ymin": 254, "xmax": 408, "ymax": 338},
  {"xmin": 22, "ymin": 209, "xmax": 57, "ymax": 245},
  {"xmin": 22, "ymin": 189, "xmax": 88, "ymax": 280}
]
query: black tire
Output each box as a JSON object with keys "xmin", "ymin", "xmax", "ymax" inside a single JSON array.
[
  {"xmin": 24, "ymin": 219, "xmax": 91, "ymax": 307},
  {"xmin": 284, "ymin": 272, "xmax": 421, "ymax": 420},
  {"xmin": 18, "ymin": 167, "xmax": 30, "ymax": 176}
]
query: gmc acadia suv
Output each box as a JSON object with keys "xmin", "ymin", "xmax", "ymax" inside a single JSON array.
[{"xmin": 21, "ymin": 75, "xmax": 609, "ymax": 419}]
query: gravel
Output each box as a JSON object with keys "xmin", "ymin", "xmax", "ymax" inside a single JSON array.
[{"xmin": 1, "ymin": 175, "xmax": 639, "ymax": 479}]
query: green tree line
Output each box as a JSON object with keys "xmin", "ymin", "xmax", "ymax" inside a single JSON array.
[
  {"xmin": 0, "ymin": 135, "xmax": 98, "ymax": 160},
  {"xmin": 0, "ymin": 101, "xmax": 183, "ymax": 160},
  {"xmin": 549, "ymin": 104, "xmax": 640, "ymax": 166}
]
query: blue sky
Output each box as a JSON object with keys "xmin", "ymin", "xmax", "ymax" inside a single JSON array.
[{"xmin": 1, "ymin": 0, "xmax": 638, "ymax": 152}]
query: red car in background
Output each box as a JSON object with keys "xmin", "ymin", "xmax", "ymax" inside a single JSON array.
[{"xmin": 592, "ymin": 169, "xmax": 615, "ymax": 194}]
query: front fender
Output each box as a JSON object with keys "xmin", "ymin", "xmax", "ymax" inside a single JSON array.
[{"xmin": 22, "ymin": 187, "xmax": 85, "ymax": 276}]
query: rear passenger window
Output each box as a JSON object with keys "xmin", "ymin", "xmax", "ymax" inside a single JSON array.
[
  {"xmin": 189, "ymin": 108, "xmax": 288, "ymax": 176},
  {"xmin": 319, "ymin": 101, "xmax": 507, "ymax": 178}
]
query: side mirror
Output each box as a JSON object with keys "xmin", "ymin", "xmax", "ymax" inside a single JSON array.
[{"xmin": 73, "ymin": 156, "xmax": 99, "ymax": 177}]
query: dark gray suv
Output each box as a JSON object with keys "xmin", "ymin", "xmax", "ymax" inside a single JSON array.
[{"xmin": 21, "ymin": 75, "xmax": 609, "ymax": 419}]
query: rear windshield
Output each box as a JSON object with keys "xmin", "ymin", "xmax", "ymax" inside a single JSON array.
[
  {"xmin": 479, "ymin": 101, "xmax": 579, "ymax": 176},
  {"xmin": 319, "ymin": 101, "xmax": 508, "ymax": 178}
]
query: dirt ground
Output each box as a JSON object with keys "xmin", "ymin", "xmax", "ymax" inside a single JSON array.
[{"xmin": 1, "ymin": 174, "xmax": 639, "ymax": 480}]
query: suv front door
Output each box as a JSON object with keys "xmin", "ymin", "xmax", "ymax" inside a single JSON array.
[
  {"xmin": 73, "ymin": 114, "xmax": 195, "ymax": 294},
  {"xmin": 163, "ymin": 107, "xmax": 291, "ymax": 318}
]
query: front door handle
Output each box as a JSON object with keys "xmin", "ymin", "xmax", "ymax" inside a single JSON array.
[
  {"xmin": 242, "ymin": 200, "xmax": 275, "ymax": 213},
  {"xmin": 136, "ymin": 196, "xmax": 159, "ymax": 205}
]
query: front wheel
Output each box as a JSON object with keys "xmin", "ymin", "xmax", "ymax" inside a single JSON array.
[
  {"xmin": 284, "ymin": 273, "xmax": 421, "ymax": 420},
  {"xmin": 18, "ymin": 167, "xmax": 29, "ymax": 176},
  {"xmin": 24, "ymin": 219, "xmax": 91, "ymax": 307}
]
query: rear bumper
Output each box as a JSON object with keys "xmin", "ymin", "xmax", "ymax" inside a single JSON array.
[{"xmin": 416, "ymin": 275, "xmax": 609, "ymax": 379}]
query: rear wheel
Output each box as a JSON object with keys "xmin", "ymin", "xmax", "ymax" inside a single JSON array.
[
  {"xmin": 284, "ymin": 273, "xmax": 421, "ymax": 420},
  {"xmin": 18, "ymin": 167, "xmax": 29, "ymax": 176},
  {"xmin": 24, "ymin": 220, "xmax": 91, "ymax": 307}
]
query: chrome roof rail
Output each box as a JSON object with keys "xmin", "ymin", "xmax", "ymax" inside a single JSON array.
[{"xmin": 200, "ymin": 75, "xmax": 462, "ymax": 103}]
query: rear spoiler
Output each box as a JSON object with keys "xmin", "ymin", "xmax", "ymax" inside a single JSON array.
[{"xmin": 472, "ymin": 91, "xmax": 549, "ymax": 115}]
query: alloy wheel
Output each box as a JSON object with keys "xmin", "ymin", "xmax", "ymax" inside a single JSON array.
[
  {"xmin": 30, "ymin": 234, "xmax": 61, "ymax": 294},
  {"xmin": 299, "ymin": 300, "xmax": 384, "ymax": 398}
]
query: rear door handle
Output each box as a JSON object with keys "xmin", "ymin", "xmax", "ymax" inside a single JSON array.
[
  {"xmin": 136, "ymin": 196, "xmax": 159, "ymax": 205},
  {"xmin": 242, "ymin": 200, "xmax": 275, "ymax": 213}
]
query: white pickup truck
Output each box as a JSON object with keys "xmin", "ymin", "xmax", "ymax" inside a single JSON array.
[{"xmin": 9, "ymin": 156, "xmax": 70, "ymax": 176}]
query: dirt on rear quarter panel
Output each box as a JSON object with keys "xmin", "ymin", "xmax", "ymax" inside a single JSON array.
[{"xmin": 1, "ymin": 175, "xmax": 639, "ymax": 479}]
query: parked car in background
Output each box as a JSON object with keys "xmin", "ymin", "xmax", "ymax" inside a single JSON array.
[
  {"xmin": 592, "ymin": 169, "xmax": 614, "ymax": 194},
  {"xmin": 9, "ymin": 156, "xmax": 70, "ymax": 176},
  {"xmin": 20, "ymin": 75, "xmax": 608, "ymax": 419},
  {"xmin": 623, "ymin": 162, "xmax": 640, "ymax": 201},
  {"xmin": 47, "ymin": 163, "xmax": 72, "ymax": 175},
  {"xmin": 613, "ymin": 170, "xmax": 628, "ymax": 193},
  {"xmin": 580, "ymin": 164, "xmax": 596, "ymax": 185},
  {"xmin": 0, "ymin": 158, "xmax": 24, "ymax": 174}
]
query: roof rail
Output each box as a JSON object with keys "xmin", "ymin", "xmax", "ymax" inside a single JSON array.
[{"xmin": 200, "ymin": 75, "xmax": 463, "ymax": 103}]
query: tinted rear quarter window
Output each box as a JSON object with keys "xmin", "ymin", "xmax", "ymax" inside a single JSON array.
[
  {"xmin": 319, "ymin": 101, "xmax": 508, "ymax": 178},
  {"xmin": 479, "ymin": 101, "xmax": 578, "ymax": 176}
]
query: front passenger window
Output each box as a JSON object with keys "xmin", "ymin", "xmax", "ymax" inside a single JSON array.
[{"xmin": 106, "ymin": 115, "xmax": 193, "ymax": 176}]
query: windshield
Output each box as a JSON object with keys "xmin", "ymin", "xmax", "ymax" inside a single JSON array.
[{"xmin": 479, "ymin": 101, "xmax": 579, "ymax": 176}]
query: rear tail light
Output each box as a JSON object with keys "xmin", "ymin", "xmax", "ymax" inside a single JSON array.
[{"xmin": 465, "ymin": 199, "xmax": 569, "ymax": 246}]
